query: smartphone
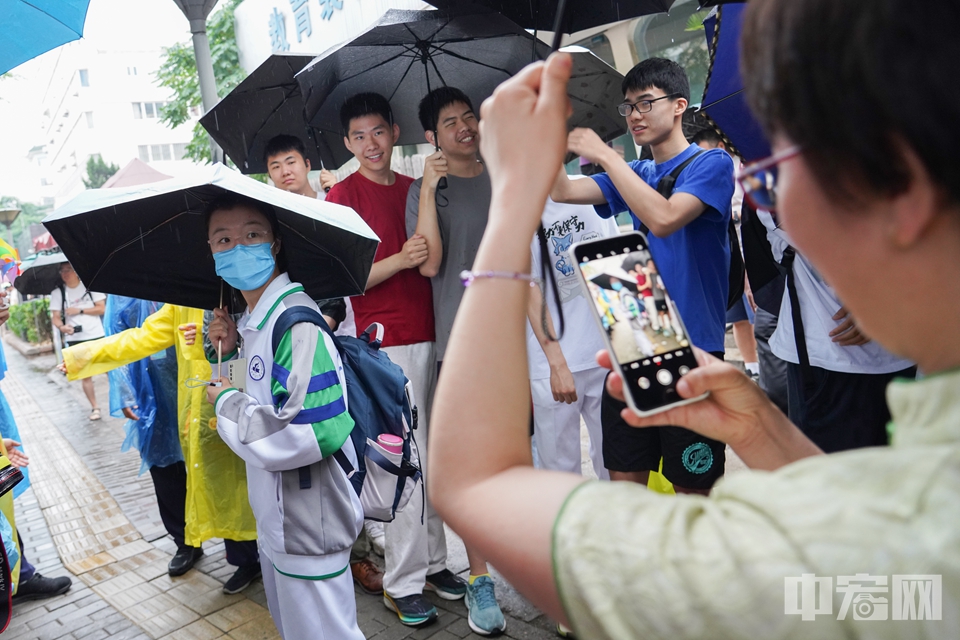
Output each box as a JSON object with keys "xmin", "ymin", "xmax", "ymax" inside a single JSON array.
[{"xmin": 571, "ymin": 231, "xmax": 707, "ymax": 416}]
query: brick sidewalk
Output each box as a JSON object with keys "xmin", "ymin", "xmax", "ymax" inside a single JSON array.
[{"xmin": 1, "ymin": 344, "xmax": 558, "ymax": 639}]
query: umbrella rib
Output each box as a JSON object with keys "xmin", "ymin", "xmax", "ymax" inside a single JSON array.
[
  {"xmin": 385, "ymin": 55, "xmax": 421, "ymax": 103},
  {"xmin": 427, "ymin": 44, "xmax": 516, "ymax": 76},
  {"xmin": 86, "ymin": 211, "xmax": 193, "ymax": 288},
  {"xmin": 699, "ymin": 88, "xmax": 744, "ymax": 112},
  {"xmin": 336, "ymin": 52, "xmax": 409, "ymax": 84},
  {"xmin": 244, "ymin": 85, "xmax": 302, "ymax": 160},
  {"xmin": 278, "ymin": 221, "xmax": 362, "ymax": 293}
]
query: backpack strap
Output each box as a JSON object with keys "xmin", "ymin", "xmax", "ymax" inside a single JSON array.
[
  {"xmin": 655, "ymin": 149, "xmax": 706, "ymax": 199},
  {"xmin": 779, "ymin": 247, "xmax": 811, "ymax": 379},
  {"xmin": 271, "ymin": 306, "xmax": 355, "ymax": 487}
]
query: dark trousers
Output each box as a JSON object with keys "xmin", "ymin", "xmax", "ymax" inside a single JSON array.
[
  {"xmin": 150, "ymin": 461, "xmax": 259, "ymax": 567},
  {"xmin": 786, "ymin": 362, "xmax": 916, "ymax": 453},
  {"xmin": 753, "ymin": 308, "xmax": 789, "ymax": 414}
]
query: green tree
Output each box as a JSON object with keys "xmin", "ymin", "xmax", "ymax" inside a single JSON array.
[
  {"xmin": 82, "ymin": 155, "xmax": 120, "ymax": 189},
  {"xmin": 0, "ymin": 196, "xmax": 50, "ymax": 257},
  {"xmin": 155, "ymin": 0, "xmax": 246, "ymax": 164}
]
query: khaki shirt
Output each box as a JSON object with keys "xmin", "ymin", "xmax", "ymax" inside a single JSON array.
[{"xmin": 554, "ymin": 370, "xmax": 960, "ymax": 638}]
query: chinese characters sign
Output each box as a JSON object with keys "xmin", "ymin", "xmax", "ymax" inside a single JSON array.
[
  {"xmin": 268, "ymin": 0, "xmax": 346, "ymax": 52},
  {"xmin": 785, "ymin": 573, "xmax": 942, "ymax": 621}
]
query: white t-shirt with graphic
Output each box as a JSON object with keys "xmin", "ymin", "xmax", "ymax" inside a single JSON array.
[
  {"xmin": 50, "ymin": 282, "xmax": 106, "ymax": 343},
  {"xmin": 526, "ymin": 192, "xmax": 619, "ymax": 380}
]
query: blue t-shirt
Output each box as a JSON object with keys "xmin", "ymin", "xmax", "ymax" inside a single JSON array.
[{"xmin": 591, "ymin": 144, "xmax": 734, "ymax": 353}]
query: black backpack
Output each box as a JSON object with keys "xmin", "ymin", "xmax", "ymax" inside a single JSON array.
[{"xmin": 647, "ymin": 149, "xmax": 745, "ymax": 311}]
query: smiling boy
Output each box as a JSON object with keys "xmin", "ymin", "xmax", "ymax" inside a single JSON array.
[
  {"xmin": 326, "ymin": 93, "xmax": 466, "ymax": 628},
  {"xmin": 552, "ymin": 58, "xmax": 734, "ymax": 494}
]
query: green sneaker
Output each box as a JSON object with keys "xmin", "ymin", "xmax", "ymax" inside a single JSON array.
[
  {"xmin": 465, "ymin": 576, "xmax": 506, "ymax": 636},
  {"xmin": 383, "ymin": 593, "xmax": 439, "ymax": 627}
]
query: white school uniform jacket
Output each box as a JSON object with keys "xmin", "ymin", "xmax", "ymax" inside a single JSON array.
[{"xmin": 215, "ymin": 274, "xmax": 363, "ymax": 578}]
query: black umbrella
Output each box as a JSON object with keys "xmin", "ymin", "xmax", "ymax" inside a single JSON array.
[
  {"xmin": 590, "ymin": 268, "xmax": 639, "ymax": 292},
  {"xmin": 13, "ymin": 250, "xmax": 68, "ymax": 296},
  {"xmin": 200, "ymin": 53, "xmax": 329, "ymax": 175},
  {"xmin": 563, "ymin": 46, "xmax": 627, "ymax": 162},
  {"xmin": 296, "ymin": 7, "xmax": 552, "ymax": 169},
  {"xmin": 42, "ymin": 164, "xmax": 380, "ymax": 310},
  {"xmin": 428, "ymin": 0, "xmax": 676, "ymax": 38}
]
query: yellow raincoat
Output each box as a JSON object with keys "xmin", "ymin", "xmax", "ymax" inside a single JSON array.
[{"xmin": 63, "ymin": 304, "xmax": 256, "ymax": 546}]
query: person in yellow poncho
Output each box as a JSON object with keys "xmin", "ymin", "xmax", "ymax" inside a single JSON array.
[{"xmin": 61, "ymin": 304, "xmax": 261, "ymax": 593}]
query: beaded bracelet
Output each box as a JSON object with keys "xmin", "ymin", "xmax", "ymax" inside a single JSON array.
[{"xmin": 460, "ymin": 270, "xmax": 539, "ymax": 288}]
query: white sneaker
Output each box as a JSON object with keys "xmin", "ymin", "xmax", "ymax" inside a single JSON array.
[{"xmin": 365, "ymin": 520, "xmax": 385, "ymax": 556}]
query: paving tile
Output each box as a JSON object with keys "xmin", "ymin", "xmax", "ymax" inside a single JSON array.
[
  {"xmin": 121, "ymin": 593, "xmax": 179, "ymax": 625},
  {"xmin": 93, "ymin": 572, "xmax": 146, "ymax": 598},
  {"xmin": 205, "ymin": 601, "xmax": 269, "ymax": 633},
  {"xmin": 223, "ymin": 615, "xmax": 280, "ymax": 640},
  {"xmin": 66, "ymin": 553, "xmax": 118, "ymax": 576},
  {"xmin": 106, "ymin": 540, "xmax": 154, "ymax": 561},
  {"xmin": 157, "ymin": 619, "xmax": 224, "ymax": 640},
  {"xmin": 109, "ymin": 581, "xmax": 164, "ymax": 611},
  {"xmin": 138, "ymin": 605, "xmax": 201, "ymax": 640}
]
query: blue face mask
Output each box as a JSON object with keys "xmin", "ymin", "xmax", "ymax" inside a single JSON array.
[
  {"xmin": 610, "ymin": 281, "xmax": 623, "ymax": 291},
  {"xmin": 213, "ymin": 242, "xmax": 276, "ymax": 291}
]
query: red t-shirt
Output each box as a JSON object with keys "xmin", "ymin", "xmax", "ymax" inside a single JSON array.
[
  {"xmin": 636, "ymin": 273, "xmax": 653, "ymax": 298},
  {"xmin": 326, "ymin": 171, "xmax": 435, "ymax": 347}
]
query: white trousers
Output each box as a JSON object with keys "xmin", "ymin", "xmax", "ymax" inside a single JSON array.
[
  {"xmin": 531, "ymin": 365, "xmax": 609, "ymax": 480},
  {"xmin": 381, "ymin": 341, "xmax": 449, "ymax": 598},
  {"xmin": 260, "ymin": 553, "xmax": 364, "ymax": 640}
]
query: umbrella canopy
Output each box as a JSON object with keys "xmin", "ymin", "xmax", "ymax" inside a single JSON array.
[
  {"xmin": 296, "ymin": 7, "xmax": 552, "ymax": 169},
  {"xmin": 590, "ymin": 268, "xmax": 639, "ymax": 292},
  {"xmin": 1, "ymin": 0, "xmax": 90, "ymax": 75},
  {"xmin": 42, "ymin": 164, "xmax": 380, "ymax": 310},
  {"xmin": 14, "ymin": 250, "xmax": 68, "ymax": 296},
  {"xmin": 427, "ymin": 0, "xmax": 675, "ymax": 34},
  {"xmin": 200, "ymin": 54, "xmax": 327, "ymax": 175},
  {"xmin": 699, "ymin": 4, "xmax": 771, "ymax": 161},
  {"xmin": 562, "ymin": 46, "xmax": 626, "ymax": 162}
]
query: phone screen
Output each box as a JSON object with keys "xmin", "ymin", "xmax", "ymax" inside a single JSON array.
[{"xmin": 573, "ymin": 232, "xmax": 701, "ymax": 414}]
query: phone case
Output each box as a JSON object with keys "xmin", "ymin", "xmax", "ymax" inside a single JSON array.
[{"xmin": 569, "ymin": 233, "xmax": 708, "ymax": 417}]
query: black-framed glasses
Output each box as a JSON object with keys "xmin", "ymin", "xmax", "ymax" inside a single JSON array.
[
  {"xmin": 617, "ymin": 93, "xmax": 681, "ymax": 117},
  {"xmin": 736, "ymin": 145, "xmax": 803, "ymax": 212}
]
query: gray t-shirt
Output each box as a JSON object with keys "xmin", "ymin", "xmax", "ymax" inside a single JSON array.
[{"xmin": 405, "ymin": 170, "xmax": 491, "ymax": 360}]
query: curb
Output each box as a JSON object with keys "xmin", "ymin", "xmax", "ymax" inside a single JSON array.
[{"xmin": 4, "ymin": 332, "xmax": 54, "ymax": 357}]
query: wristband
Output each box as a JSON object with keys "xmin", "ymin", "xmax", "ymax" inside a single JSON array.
[{"xmin": 460, "ymin": 270, "xmax": 539, "ymax": 288}]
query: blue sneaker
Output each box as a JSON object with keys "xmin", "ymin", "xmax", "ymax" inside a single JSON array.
[
  {"xmin": 465, "ymin": 576, "xmax": 506, "ymax": 636},
  {"xmin": 383, "ymin": 593, "xmax": 439, "ymax": 627}
]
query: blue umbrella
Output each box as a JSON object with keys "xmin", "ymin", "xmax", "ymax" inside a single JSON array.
[
  {"xmin": 699, "ymin": 3, "xmax": 771, "ymax": 161},
  {"xmin": 1, "ymin": 0, "xmax": 91, "ymax": 75}
]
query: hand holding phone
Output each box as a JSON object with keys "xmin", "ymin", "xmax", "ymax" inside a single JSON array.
[{"xmin": 573, "ymin": 232, "xmax": 707, "ymax": 416}]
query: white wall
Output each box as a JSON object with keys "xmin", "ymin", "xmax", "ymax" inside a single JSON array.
[{"xmin": 234, "ymin": 0, "xmax": 430, "ymax": 74}]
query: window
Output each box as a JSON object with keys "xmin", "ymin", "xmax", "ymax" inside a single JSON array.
[
  {"xmin": 127, "ymin": 66, "xmax": 137, "ymax": 76},
  {"xmin": 85, "ymin": 112, "xmax": 94, "ymax": 128},
  {"xmin": 131, "ymin": 102, "xmax": 167, "ymax": 119},
  {"xmin": 140, "ymin": 143, "xmax": 188, "ymax": 163},
  {"xmin": 78, "ymin": 69, "xmax": 89, "ymax": 87},
  {"xmin": 631, "ymin": 0, "xmax": 711, "ymax": 105}
]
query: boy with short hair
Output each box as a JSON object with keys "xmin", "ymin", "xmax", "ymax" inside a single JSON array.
[
  {"xmin": 552, "ymin": 57, "xmax": 735, "ymax": 494},
  {"xmin": 326, "ymin": 92, "xmax": 464, "ymax": 628},
  {"xmin": 406, "ymin": 86, "xmax": 506, "ymax": 636},
  {"xmin": 263, "ymin": 134, "xmax": 337, "ymax": 199}
]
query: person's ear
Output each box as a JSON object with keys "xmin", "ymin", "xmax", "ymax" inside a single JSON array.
[
  {"xmin": 675, "ymin": 97, "xmax": 688, "ymax": 117},
  {"xmin": 425, "ymin": 129, "xmax": 436, "ymax": 147},
  {"xmin": 272, "ymin": 237, "xmax": 282, "ymax": 257},
  {"xmin": 343, "ymin": 136, "xmax": 351, "ymax": 152},
  {"xmin": 392, "ymin": 123, "xmax": 400, "ymax": 144},
  {"xmin": 887, "ymin": 144, "xmax": 941, "ymax": 249},
  {"xmin": 304, "ymin": 157, "xmax": 312, "ymax": 172}
]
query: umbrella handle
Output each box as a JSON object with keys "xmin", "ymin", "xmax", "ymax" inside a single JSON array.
[
  {"xmin": 550, "ymin": 0, "xmax": 569, "ymax": 50},
  {"xmin": 218, "ymin": 282, "xmax": 223, "ymax": 380}
]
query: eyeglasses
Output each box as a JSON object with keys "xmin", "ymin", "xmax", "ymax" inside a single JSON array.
[
  {"xmin": 736, "ymin": 145, "xmax": 802, "ymax": 211},
  {"xmin": 617, "ymin": 93, "xmax": 681, "ymax": 117},
  {"xmin": 208, "ymin": 229, "xmax": 273, "ymax": 249}
]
